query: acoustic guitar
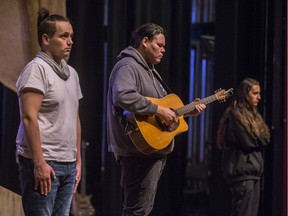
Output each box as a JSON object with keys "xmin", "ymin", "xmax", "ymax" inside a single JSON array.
[{"xmin": 128, "ymin": 88, "xmax": 233, "ymax": 155}]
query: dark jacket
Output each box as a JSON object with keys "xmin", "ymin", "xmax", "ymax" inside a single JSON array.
[{"xmin": 221, "ymin": 113, "xmax": 267, "ymax": 184}]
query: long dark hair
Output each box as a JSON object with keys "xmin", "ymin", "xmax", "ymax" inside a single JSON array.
[
  {"xmin": 37, "ymin": 8, "xmax": 70, "ymax": 47},
  {"xmin": 216, "ymin": 77, "xmax": 270, "ymax": 149}
]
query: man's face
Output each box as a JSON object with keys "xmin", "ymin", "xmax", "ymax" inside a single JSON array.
[
  {"xmin": 144, "ymin": 33, "xmax": 166, "ymax": 65},
  {"xmin": 45, "ymin": 21, "xmax": 74, "ymax": 64}
]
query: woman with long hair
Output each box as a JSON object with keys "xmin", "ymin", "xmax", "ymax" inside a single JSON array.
[{"xmin": 216, "ymin": 77, "xmax": 270, "ymax": 216}]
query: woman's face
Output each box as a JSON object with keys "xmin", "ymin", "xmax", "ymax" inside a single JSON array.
[{"xmin": 247, "ymin": 84, "xmax": 261, "ymax": 107}]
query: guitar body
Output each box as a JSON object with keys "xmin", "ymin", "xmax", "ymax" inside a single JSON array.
[
  {"xmin": 129, "ymin": 94, "xmax": 189, "ymax": 154},
  {"xmin": 74, "ymin": 193, "xmax": 95, "ymax": 216}
]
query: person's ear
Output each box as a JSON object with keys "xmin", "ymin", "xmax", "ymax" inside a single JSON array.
[
  {"xmin": 141, "ymin": 37, "xmax": 149, "ymax": 48},
  {"xmin": 42, "ymin": 34, "xmax": 50, "ymax": 46}
]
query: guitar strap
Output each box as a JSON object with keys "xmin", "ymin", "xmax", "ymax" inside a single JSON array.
[{"xmin": 152, "ymin": 70, "xmax": 173, "ymax": 94}]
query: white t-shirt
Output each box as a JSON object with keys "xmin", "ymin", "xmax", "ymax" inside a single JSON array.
[{"xmin": 16, "ymin": 57, "xmax": 83, "ymax": 162}]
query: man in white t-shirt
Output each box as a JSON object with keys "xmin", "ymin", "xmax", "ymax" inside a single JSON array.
[{"xmin": 16, "ymin": 8, "xmax": 82, "ymax": 216}]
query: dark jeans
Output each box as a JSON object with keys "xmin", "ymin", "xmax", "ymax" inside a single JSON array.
[
  {"xmin": 119, "ymin": 156, "xmax": 167, "ymax": 216},
  {"xmin": 229, "ymin": 179, "xmax": 260, "ymax": 216},
  {"xmin": 18, "ymin": 156, "xmax": 76, "ymax": 216}
]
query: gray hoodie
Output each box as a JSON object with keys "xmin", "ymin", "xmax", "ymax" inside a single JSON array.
[{"xmin": 107, "ymin": 46, "xmax": 174, "ymax": 158}]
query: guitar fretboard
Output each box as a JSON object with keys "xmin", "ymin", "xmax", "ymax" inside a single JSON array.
[{"xmin": 176, "ymin": 94, "xmax": 218, "ymax": 116}]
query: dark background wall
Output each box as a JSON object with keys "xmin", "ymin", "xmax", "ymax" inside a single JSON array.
[{"xmin": 0, "ymin": 0, "xmax": 286, "ymax": 215}]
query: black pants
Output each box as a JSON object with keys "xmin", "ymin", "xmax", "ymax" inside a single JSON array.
[
  {"xmin": 119, "ymin": 156, "xmax": 166, "ymax": 216},
  {"xmin": 229, "ymin": 179, "xmax": 260, "ymax": 216}
]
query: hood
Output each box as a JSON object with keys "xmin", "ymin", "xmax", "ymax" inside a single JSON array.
[{"xmin": 117, "ymin": 46, "xmax": 152, "ymax": 71}]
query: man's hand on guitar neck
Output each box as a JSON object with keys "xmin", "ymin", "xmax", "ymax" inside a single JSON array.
[
  {"xmin": 156, "ymin": 106, "xmax": 178, "ymax": 126},
  {"xmin": 185, "ymin": 98, "xmax": 206, "ymax": 117}
]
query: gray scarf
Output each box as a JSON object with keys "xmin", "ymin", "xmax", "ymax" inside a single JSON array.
[{"xmin": 36, "ymin": 51, "xmax": 70, "ymax": 80}]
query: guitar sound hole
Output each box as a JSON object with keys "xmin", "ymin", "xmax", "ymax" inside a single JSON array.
[
  {"xmin": 155, "ymin": 116, "xmax": 179, "ymax": 132},
  {"xmin": 167, "ymin": 120, "xmax": 180, "ymax": 132}
]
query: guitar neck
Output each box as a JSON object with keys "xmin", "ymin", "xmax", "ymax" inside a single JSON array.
[{"xmin": 176, "ymin": 94, "xmax": 218, "ymax": 116}]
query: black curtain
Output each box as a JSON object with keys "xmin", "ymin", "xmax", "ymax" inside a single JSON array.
[
  {"xmin": 0, "ymin": 86, "xmax": 20, "ymax": 194},
  {"xmin": 211, "ymin": 0, "xmax": 285, "ymax": 215},
  {"xmin": 67, "ymin": 0, "xmax": 106, "ymax": 213}
]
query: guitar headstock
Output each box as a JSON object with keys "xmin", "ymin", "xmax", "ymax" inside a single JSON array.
[{"xmin": 214, "ymin": 88, "xmax": 233, "ymax": 102}]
